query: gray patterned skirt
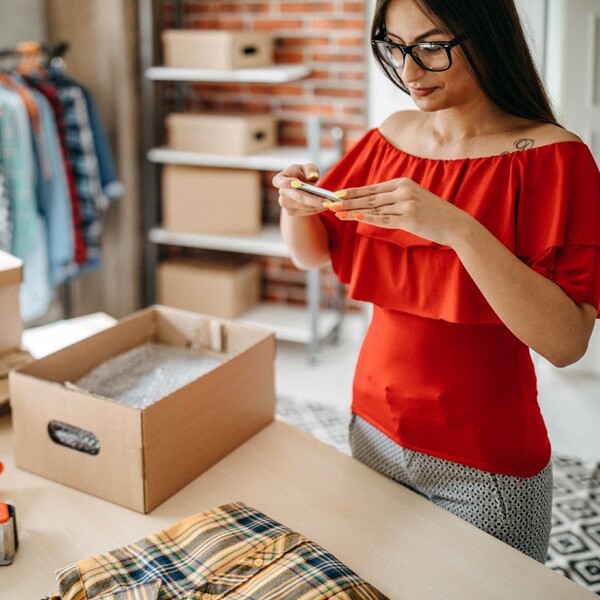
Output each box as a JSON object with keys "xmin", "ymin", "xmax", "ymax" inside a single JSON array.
[{"xmin": 350, "ymin": 414, "xmax": 553, "ymax": 563}]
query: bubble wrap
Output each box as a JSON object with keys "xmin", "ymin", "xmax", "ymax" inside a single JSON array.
[{"xmin": 74, "ymin": 342, "xmax": 223, "ymax": 409}]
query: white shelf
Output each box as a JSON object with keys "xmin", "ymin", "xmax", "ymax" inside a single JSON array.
[
  {"xmin": 238, "ymin": 303, "xmax": 340, "ymax": 344},
  {"xmin": 148, "ymin": 146, "xmax": 339, "ymax": 172},
  {"xmin": 146, "ymin": 64, "xmax": 311, "ymax": 83},
  {"xmin": 149, "ymin": 225, "xmax": 290, "ymax": 257}
]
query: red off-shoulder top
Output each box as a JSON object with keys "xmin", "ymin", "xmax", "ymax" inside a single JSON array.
[{"xmin": 318, "ymin": 129, "xmax": 600, "ymax": 477}]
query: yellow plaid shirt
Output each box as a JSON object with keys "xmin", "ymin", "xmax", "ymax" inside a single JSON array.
[{"xmin": 46, "ymin": 502, "xmax": 389, "ymax": 599}]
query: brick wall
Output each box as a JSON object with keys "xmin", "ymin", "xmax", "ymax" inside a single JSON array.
[{"xmin": 159, "ymin": 0, "xmax": 369, "ymax": 310}]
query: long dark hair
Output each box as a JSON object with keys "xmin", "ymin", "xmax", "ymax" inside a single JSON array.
[{"xmin": 371, "ymin": 0, "xmax": 559, "ymax": 125}]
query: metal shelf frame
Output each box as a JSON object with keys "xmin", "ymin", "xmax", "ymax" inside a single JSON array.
[{"xmin": 138, "ymin": 0, "xmax": 344, "ymax": 362}]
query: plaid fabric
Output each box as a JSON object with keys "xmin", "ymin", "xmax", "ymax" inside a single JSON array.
[
  {"xmin": 55, "ymin": 86, "xmax": 102, "ymax": 272},
  {"xmin": 46, "ymin": 502, "xmax": 388, "ymax": 600}
]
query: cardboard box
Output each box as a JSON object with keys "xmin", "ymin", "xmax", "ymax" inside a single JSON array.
[
  {"xmin": 162, "ymin": 166, "xmax": 262, "ymax": 235},
  {"xmin": 0, "ymin": 349, "xmax": 34, "ymax": 415},
  {"xmin": 10, "ymin": 305, "xmax": 276, "ymax": 513},
  {"xmin": 166, "ymin": 112, "xmax": 277, "ymax": 156},
  {"xmin": 162, "ymin": 29, "xmax": 274, "ymax": 70},
  {"xmin": 158, "ymin": 256, "xmax": 262, "ymax": 319},
  {"xmin": 0, "ymin": 251, "xmax": 23, "ymax": 357}
]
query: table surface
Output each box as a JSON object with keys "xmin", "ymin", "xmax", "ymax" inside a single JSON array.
[{"xmin": 0, "ymin": 415, "xmax": 595, "ymax": 599}]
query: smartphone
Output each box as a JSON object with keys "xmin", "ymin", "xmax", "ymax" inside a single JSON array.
[{"xmin": 292, "ymin": 181, "xmax": 340, "ymax": 202}]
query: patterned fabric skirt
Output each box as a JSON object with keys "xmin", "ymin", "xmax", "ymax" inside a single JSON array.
[{"xmin": 350, "ymin": 414, "xmax": 553, "ymax": 563}]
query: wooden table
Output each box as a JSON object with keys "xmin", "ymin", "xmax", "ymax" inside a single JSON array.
[{"xmin": 0, "ymin": 414, "xmax": 595, "ymax": 599}]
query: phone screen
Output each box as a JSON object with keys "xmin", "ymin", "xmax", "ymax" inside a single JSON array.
[{"xmin": 295, "ymin": 181, "xmax": 340, "ymax": 202}]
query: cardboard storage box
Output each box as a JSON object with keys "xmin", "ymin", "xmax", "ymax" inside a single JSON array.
[
  {"xmin": 0, "ymin": 251, "xmax": 33, "ymax": 410},
  {"xmin": 158, "ymin": 256, "xmax": 262, "ymax": 319},
  {"xmin": 162, "ymin": 29, "xmax": 274, "ymax": 70},
  {"xmin": 166, "ymin": 112, "xmax": 277, "ymax": 156},
  {"xmin": 0, "ymin": 250, "xmax": 23, "ymax": 356},
  {"xmin": 10, "ymin": 305, "xmax": 276, "ymax": 513},
  {"xmin": 162, "ymin": 165, "xmax": 262, "ymax": 235}
]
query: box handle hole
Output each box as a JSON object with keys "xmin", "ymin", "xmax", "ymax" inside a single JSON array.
[
  {"xmin": 48, "ymin": 420, "xmax": 100, "ymax": 455},
  {"xmin": 254, "ymin": 131, "xmax": 266, "ymax": 141},
  {"xmin": 242, "ymin": 45, "xmax": 258, "ymax": 56}
]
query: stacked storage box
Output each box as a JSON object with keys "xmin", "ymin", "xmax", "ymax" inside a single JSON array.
[
  {"xmin": 159, "ymin": 30, "xmax": 279, "ymax": 319},
  {"xmin": 158, "ymin": 254, "xmax": 262, "ymax": 320}
]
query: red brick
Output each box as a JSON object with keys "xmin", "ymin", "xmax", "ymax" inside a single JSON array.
[
  {"xmin": 312, "ymin": 52, "xmax": 364, "ymax": 62},
  {"xmin": 281, "ymin": 3, "xmax": 335, "ymax": 12},
  {"xmin": 254, "ymin": 19, "xmax": 305, "ymax": 30},
  {"xmin": 338, "ymin": 36, "xmax": 365, "ymax": 46},
  {"xmin": 274, "ymin": 51, "xmax": 306, "ymax": 63},
  {"xmin": 308, "ymin": 69, "xmax": 331, "ymax": 80},
  {"xmin": 314, "ymin": 87, "xmax": 364, "ymax": 98},
  {"xmin": 191, "ymin": 83, "xmax": 246, "ymax": 94},
  {"xmin": 312, "ymin": 19, "xmax": 365, "ymax": 30},
  {"xmin": 280, "ymin": 103, "xmax": 335, "ymax": 116},
  {"xmin": 191, "ymin": 19, "xmax": 246, "ymax": 29},
  {"xmin": 277, "ymin": 36, "xmax": 330, "ymax": 47},
  {"xmin": 343, "ymin": 2, "xmax": 366, "ymax": 12},
  {"xmin": 249, "ymin": 83, "xmax": 304, "ymax": 95},
  {"xmin": 338, "ymin": 71, "xmax": 366, "ymax": 81}
]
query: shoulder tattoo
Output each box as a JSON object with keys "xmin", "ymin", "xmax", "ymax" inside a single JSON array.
[{"xmin": 502, "ymin": 138, "xmax": 535, "ymax": 154}]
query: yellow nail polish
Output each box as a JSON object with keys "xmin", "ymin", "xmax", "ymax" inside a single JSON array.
[
  {"xmin": 290, "ymin": 180, "xmax": 302, "ymax": 188},
  {"xmin": 309, "ymin": 171, "xmax": 319, "ymax": 179},
  {"xmin": 322, "ymin": 201, "xmax": 333, "ymax": 208},
  {"xmin": 334, "ymin": 190, "xmax": 347, "ymax": 198},
  {"xmin": 353, "ymin": 213, "xmax": 364, "ymax": 220},
  {"xmin": 330, "ymin": 202, "xmax": 344, "ymax": 212},
  {"xmin": 336, "ymin": 210, "xmax": 349, "ymax": 218}
]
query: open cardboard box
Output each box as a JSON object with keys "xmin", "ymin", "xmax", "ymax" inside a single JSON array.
[{"xmin": 10, "ymin": 305, "xmax": 276, "ymax": 513}]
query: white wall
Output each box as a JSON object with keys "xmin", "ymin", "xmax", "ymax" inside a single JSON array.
[{"xmin": 0, "ymin": 0, "xmax": 46, "ymax": 47}]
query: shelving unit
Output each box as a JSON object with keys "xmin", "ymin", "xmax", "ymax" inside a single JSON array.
[{"xmin": 138, "ymin": 1, "xmax": 344, "ymax": 362}]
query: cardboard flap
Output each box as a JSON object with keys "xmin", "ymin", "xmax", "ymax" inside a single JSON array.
[
  {"xmin": 192, "ymin": 319, "xmax": 225, "ymax": 354},
  {"xmin": 17, "ymin": 309, "xmax": 158, "ymax": 382}
]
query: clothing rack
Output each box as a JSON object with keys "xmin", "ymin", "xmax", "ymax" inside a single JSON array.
[
  {"xmin": 0, "ymin": 41, "xmax": 69, "ymax": 64},
  {"xmin": 0, "ymin": 39, "xmax": 121, "ymax": 323},
  {"xmin": 0, "ymin": 41, "xmax": 74, "ymax": 318}
]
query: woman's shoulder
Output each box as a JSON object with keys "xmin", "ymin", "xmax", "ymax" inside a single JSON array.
[
  {"xmin": 379, "ymin": 110, "xmax": 424, "ymax": 138},
  {"xmin": 526, "ymin": 122, "xmax": 583, "ymax": 146}
]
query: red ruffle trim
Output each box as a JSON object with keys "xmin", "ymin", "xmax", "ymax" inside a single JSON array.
[{"xmin": 318, "ymin": 130, "xmax": 600, "ymax": 322}]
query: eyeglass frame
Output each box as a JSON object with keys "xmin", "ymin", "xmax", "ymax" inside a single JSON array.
[{"xmin": 371, "ymin": 32, "xmax": 467, "ymax": 72}]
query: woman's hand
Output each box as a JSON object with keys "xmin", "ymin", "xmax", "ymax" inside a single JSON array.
[
  {"xmin": 330, "ymin": 177, "xmax": 473, "ymax": 248},
  {"xmin": 273, "ymin": 163, "xmax": 331, "ymax": 269},
  {"xmin": 272, "ymin": 163, "xmax": 325, "ymax": 217}
]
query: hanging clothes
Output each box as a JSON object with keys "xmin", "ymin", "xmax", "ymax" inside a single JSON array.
[
  {"xmin": 48, "ymin": 66, "xmax": 123, "ymax": 203},
  {"xmin": 0, "ymin": 83, "xmax": 53, "ymax": 321},
  {"xmin": 0, "ymin": 42, "xmax": 122, "ymax": 322}
]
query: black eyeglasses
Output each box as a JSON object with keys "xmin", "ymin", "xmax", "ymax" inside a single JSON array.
[{"xmin": 372, "ymin": 33, "xmax": 467, "ymax": 72}]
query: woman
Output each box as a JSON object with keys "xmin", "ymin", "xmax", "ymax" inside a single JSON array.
[{"xmin": 273, "ymin": 0, "xmax": 599, "ymax": 563}]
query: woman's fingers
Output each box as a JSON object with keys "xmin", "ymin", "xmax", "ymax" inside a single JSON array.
[
  {"xmin": 272, "ymin": 163, "xmax": 320, "ymax": 189},
  {"xmin": 273, "ymin": 163, "xmax": 325, "ymax": 216}
]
